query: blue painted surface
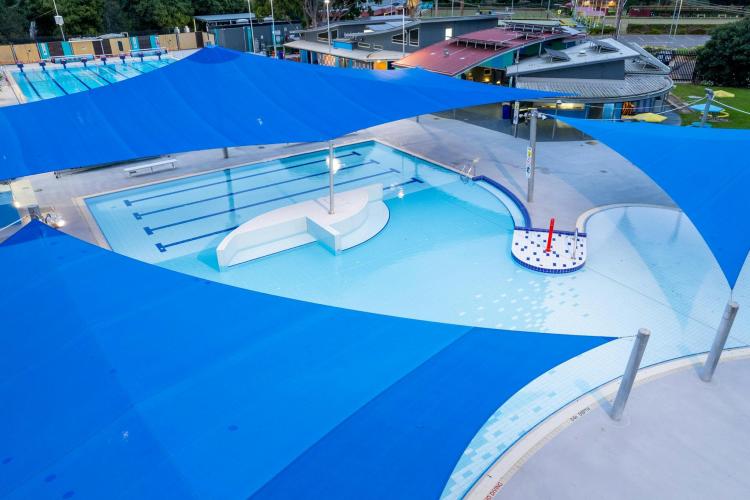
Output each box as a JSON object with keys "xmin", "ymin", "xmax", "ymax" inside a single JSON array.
[
  {"xmin": 0, "ymin": 46, "xmax": 558, "ymax": 179},
  {"xmin": 130, "ymin": 36, "xmax": 140, "ymax": 51},
  {"xmin": 61, "ymin": 41, "xmax": 73, "ymax": 56},
  {"xmin": 0, "ymin": 222, "xmax": 611, "ymax": 499},
  {"xmin": 37, "ymin": 43, "xmax": 50, "ymax": 59}
]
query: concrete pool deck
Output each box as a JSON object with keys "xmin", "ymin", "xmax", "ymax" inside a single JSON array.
[
  {"xmin": 496, "ymin": 354, "xmax": 750, "ymax": 500},
  {"xmin": 12, "ymin": 113, "xmax": 674, "ymax": 245}
]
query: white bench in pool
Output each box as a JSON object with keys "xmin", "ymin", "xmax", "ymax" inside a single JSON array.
[
  {"xmin": 123, "ymin": 158, "xmax": 177, "ymax": 176},
  {"xmin": 216, "ymin": 183, "xmax": 389, "ymax": 268}
]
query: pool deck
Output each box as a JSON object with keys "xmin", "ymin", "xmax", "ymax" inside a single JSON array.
[
  {"xmin": 12, "ymin": 114, "xmax": 674, "ymax": 245},
  {"xmin": 495, "ymin": 355, "xmax": 750, "ymax": 500}
]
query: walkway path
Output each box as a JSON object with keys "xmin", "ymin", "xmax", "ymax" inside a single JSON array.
[{"xmin": 498, "ymin": 356, "xmax": 750, "ymax": 500}]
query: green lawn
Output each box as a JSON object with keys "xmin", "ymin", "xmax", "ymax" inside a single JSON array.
[{"xmin": 671, "ymin": 84, "xmax": 750, "ymax": 129}]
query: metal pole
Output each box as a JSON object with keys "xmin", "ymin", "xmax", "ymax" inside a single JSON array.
[
  {"xmin": 222, "ymin": 147, "xmax": 229, "ymax": 159},
  {"xmin": 402, "ymin": 7, "xmax": 406, "ymax": 58},
  {"xmin": 325, "ymin": 0, "xmax": 331, "ymax": 54},
  {"xmin": 613, "ymin": 0, "xmax": 625, "ymax": 39},
  {"xmin": 701, "ymin": 88, "xmax": 714, "ymax": 128},
  {"xmin": 328, "ymin": 141, "xmax": 335, "ymax": 215},
  {"xmin": 270, "ymin": 0, "xmax": 277, "ymax": 58},
  {"xmin": 247, "ymin": 0, "xmax": 256, "ymax": 52},
  {"xmin": 552, "ymin": 99, "xmax": 561, "ymax": 139},
  {"xmin": 572, "ymin": 228, "xmax": 579, "ymax": 260},
  {"xmin": 527, "ymin": 108, "xmax": 537, "ymax": 203},
  {"xmin": 610, "ymin": 328, "xmax": 651, "ymax": 421},
  {"xmin": 512, "ymin": 101, "xmax": 520, "ymax": 138},
  {"xmin": 701, "ymin": 301, "xmax": 740, "ymax": 382},
  {"xmin": 52, "ymin": 0, "xmax": 66, "ymax": 42}
]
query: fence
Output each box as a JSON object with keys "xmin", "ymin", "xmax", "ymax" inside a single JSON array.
[
  {"xmin": 0, "ymin": 32, "xmax": 212, "ymax": 65},
  {"xmin": 649, "ymin": 48, "xmax": 700, "ymax": 82}
]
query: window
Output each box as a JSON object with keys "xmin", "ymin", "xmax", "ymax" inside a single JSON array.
[
  {"xmin": 317, "ymin": 29, "xmax": 337, "ymax": 42},
  {"xmin": 358, "ymin": 42, "xmax": 371, "ymax": 49},
  {"xmin": 373, "ymin": 44, "xmax": 383, "ymax": 50},
  {"xmin": 444, "ymin": 27, "xmax": 453, "ymax": 40},
  {"xmin": 392, "ymin": 32, "xmax": 404, "ymax": 45},
  {"xmin": 409, "ymin": 28, "xmax": 419, "ymax": 46}
]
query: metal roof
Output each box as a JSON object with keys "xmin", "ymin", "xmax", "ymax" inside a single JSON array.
[
  {"xmin": 284, "ymin": 40, "xmax": 404, "ymax": 61},
  {"xmin": 194, "ymin": 13, "xmax": 257, "ymax": 22},
  {"xmin": 395, "ymin": 25, "xmax": 576, "ymax": 76},
  {"xmin": 506, "ymin": 38, "xmax": 639, "ymax": 76},
  {"xmin": 515, "ymin": 74, "xmax": 673, "ymax": 101}
]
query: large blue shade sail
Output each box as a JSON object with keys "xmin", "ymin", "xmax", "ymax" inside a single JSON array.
[
  {"xmin": 0, "ymin": 222, "xmax": 612, "ymax": 499},
  {"xmin": 563, "ymin": 117, "xmax": 750, "ymax": 288},
  {"xmin": 0, "ymin": 47, "xmax": 558, "ymax": 180}
]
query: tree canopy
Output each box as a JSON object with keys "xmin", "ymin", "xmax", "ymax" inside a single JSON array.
[
  {"xmin": 695, "ymin": 19, "xmax": 750, "ymax": 87},
  {"xmin": 0, "ymin": 0, "xmax": 314, "ymax": 42}
]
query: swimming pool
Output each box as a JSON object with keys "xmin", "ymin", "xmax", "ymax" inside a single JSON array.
[
  {"xmin": 11, "ymin": 58, "xmax": 173, "ymax": 102},
  {"xmin": 85, "ymin": 141, "xmax": 748, "ymax": 499}
]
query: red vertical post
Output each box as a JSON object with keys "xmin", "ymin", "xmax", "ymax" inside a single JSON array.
[{"xmin": 545, "ymin": 218, "xmax": 555, "ymax": 253}]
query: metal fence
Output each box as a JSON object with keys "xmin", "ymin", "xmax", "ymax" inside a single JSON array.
[{"xmin": 650, "ymin": 48, "xmax": 700, "ymax": 82}]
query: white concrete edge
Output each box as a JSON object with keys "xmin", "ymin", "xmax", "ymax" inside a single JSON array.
[
  {"xmin": 575, "ymin": 203, "xmax": 680, "ymax": 232},
  {"xmin": 72, "ymin": 195, "xmax": 111, "ymax": 249},
  {"xmin": 1, "ymin": 65, "xmax": 25, "ymax": 105},
  {"xmin": 465, "ymin": 346, "xmax": 750, "ymax": 500}
]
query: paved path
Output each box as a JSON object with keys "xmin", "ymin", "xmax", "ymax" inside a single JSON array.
[{"xmin": 498, "ymin": 356, "xmax": 750, "ymax": 500}]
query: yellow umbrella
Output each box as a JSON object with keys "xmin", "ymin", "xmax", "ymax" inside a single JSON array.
[
  {"xmin": 629, "ymin": 112, "xmax": 668, "ymax": 123},
  {"xmin": 713, "ymin": 90, "xmax": 735, "ymax": 98}
]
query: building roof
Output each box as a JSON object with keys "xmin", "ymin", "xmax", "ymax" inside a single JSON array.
[
  {"xmin": 506, "ymin": 38, "xmax": 639, "ymax": 76},
  {"xmin": 298, "ymin": 14, "xmax": 500, "ymax": 35},
  {"xmin": 194, "ymin": 13, "xmax": 256, "ymax": 22},
  {"xmin": 621, "ymin": 41, "xmax": 671, "ymax": 75},
  {"xmin": 515, "ymin": 74, "xmax": 673, "ymax": 101},
  {"xmin": 284, "ymin": 40, "xmax": 404, "ymax": 61},
  {"xmin": 394, "ymin": 25, "xmax": 579, "ymax": 76}
]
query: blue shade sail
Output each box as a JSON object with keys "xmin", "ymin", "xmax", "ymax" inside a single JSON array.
[
  {"xmin": 0, "ymin": 46, "xmax": 559, "ymax": 180},
  {"xmin": 562, "ymin": 117, "xmax": 750, "ymax": 289},
  {"xmin": 0, "ymin": 222, "xmax": 612, "ymax": 499}
]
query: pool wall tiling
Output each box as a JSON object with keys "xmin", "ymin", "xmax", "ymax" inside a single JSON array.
[{"xmin": 11, "ymin": 58, "xmax": 173, "ymax": 102}]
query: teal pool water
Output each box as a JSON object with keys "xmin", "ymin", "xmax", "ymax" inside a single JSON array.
[
  {"xmin": 12, "ymin": 58, "xmax": 173, "ymax": 102},
  {"xmin": 86, "ymin": 141, "xmax": 737, "ymax": 336}
]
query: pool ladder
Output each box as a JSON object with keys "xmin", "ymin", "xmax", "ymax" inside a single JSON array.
[{"xmin": 459, "ymin": 162, "xmax": 476, "ymax": 184}]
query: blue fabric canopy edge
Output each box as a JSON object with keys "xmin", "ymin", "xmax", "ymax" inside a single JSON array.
[
  {"xmin": 0, "ymin": 221, "xmax": 612, "ymax": 499},
  {"xmin": 561, "ymin": 117, "xmax": 750, "ymax": 288},
  {"xmin": 0, "ymin": 46, "xmax": 561, "ymax": 180}
]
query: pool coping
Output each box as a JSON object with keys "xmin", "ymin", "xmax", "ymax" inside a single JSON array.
[{"xmin": 464, "ymin": 345, "xmax": 750, "ymax": 500}]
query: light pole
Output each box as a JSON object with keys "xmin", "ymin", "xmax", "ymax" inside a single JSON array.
[
  {"xmin": 247, "ymin": 0, "xmax": 256, "ymax": 52},
  {"xmin": 52, "ymin": 0, "xmax": 65, "ymax": 42},
  {"xmin": 402, "ymin": 4, "xmax": 406, "ymax": 58},
  {"xmin": 270, "ymin": 0, "xmax": 278, "ymax": 58},
  {"xmin": 325, "ymin": 0, "xmax": 332, "ymax": 54}
]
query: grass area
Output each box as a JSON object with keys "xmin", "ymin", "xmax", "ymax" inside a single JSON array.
[{"xmin": 671, "ymin": 84, "xmax": 750, "ymax": 129}]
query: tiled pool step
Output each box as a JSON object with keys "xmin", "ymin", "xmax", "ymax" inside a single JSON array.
[{"xmin": 511, "ymin": 228, "xmax": 586, "ymax": 274}]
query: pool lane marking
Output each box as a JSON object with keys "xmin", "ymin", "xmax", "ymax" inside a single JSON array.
[
  {"xmin": 86, "ymin": 68, "xmax": 112, "ymax": 85},
  {"xmin": 154, "ymin": 175, "xmax": 422, "ymax": 252},
  {"xmin": 150, "ymin": 169, "xmax": 399, "ymax": 243},
  {"xmin": 65, "ymin": 69, "xmax": 92, "ymax": 90},
  {"xmin": 126, "ymin": 64, "xmax": 146, "ymax": 74},
  {"xmin": 133, "ymin": 159, "xmax": 379, "ymax": 219},
  {"xmin": 45, "ymin": 72, "xmax": 69, "ymax": 95},
  {"xmin": 124, "ymin": 151, "xmax": 362, "ymax": 207},
  {"xmin": 20, "ymin": 73, "xmax": 43, "ymax": 100},
  {"xmin": 101, "ymin": 65, "xmax": 128, "ymax": 79}
]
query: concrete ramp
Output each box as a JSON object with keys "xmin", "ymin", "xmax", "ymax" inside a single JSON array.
[{"xmin": 216, "ymin": 183, "xmax": 388, "ymax": 268}]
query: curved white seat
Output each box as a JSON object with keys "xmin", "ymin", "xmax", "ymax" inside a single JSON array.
[{"xmin": 217, "ymin": 183, "xmax": 388, "ymax": 268}]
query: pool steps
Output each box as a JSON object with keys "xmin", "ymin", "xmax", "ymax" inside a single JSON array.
[
  {"xmin": 216, "ymin": 183, "xmax": 388, "ymax": 268},
  {"xmin": 511, "ymin": 228, "xmax": 587, "ymax": 274}
]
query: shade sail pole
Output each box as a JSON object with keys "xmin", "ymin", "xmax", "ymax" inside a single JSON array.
[{"xmin": 328, "ymin": 140, "xmax": 335, "ymax": 215}]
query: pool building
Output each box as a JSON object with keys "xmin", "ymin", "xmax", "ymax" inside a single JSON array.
[{"xmin": 0, "ymin": 43, "xmax": 748, "ymax": 500}]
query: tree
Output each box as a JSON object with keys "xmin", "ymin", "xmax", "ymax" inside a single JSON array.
[{"xmin": 695, "ymin": 19, "xmax": 750, "ymax": 87}]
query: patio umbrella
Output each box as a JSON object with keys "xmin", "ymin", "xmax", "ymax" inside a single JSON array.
[
  {"xmin": 629, "ymin": 112, "xmax": 668, "ymax": 123},
  {"xmin": 689, "ymin": 103, "xmax": 724, "ymax": 113},
  {"xmin": 713, "ymin": 90, "xmax": 735, "ymax": 98}
]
